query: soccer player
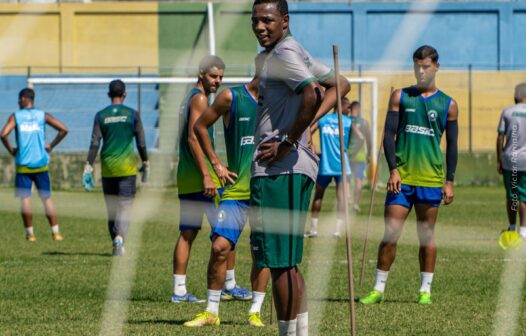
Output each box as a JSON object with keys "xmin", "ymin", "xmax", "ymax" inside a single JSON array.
[
  {"xmin": 304, "ymin": 97, "xmax": 362, "ymax": 238},
  {"xmin": 184, "ymin": 52, "xmax": 271, "ymax": 327},
  {"xmin": 172, "ymin": 55, "xmax": 249, "ymax": 303},
  {"xmin": 348, "ymin": 101, "xmax": 372, "ymax": 213},
  {"xmin": 83, "ymin": 79, "xmax": 149, "ymax": 256},
  {"xmin": 497, "ymin": 83, "xmax": 526, "ymax": 238},
  {"xmin": 359, "ymin": 45, "xmax": 458, "ymax": 305},
  {"xmin": 0, "ymin": 88, "xmax": 68, "ymax": 241},
  {"xmin": 251, "ymin": 1, "xmax": 350, "ymax": 334}
]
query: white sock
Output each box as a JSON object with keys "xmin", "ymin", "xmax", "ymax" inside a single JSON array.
[
  {"xmin": 278, "ymin": 319, "xmax": 297, "ymax": 336},
  {"xmin": 51, "ymin": 225, "xmax": 60, "ymax": 234},
  {"xmin": 520, "ymin": 227, "xmax": 526, "ymax": 238},
  {"xmin": 509, "ymin": 224, "xmax": 517, "ymax": 231},
  {"xmin": 310, "ymin": 218, "xmax": 318, "ymax": 232},
  {"xmin": 205, "ymin": 289, "xmax": 221, "ymax": 316},
  {"xmin": 335, "ymin": 219, "xmax": 343, "ymax": 234},
  {"xmin": 296, "ymin": 312, "xmax": 308, "ymax": 336},
  {"xmin": 249, "ymin": 291, "xmax": 266, "ymax": 314},
  {"xmin": 224, "ymin": 269, "xmax": 236, "ymax": 291},
  {"xmin": 173, "ymin": 274, "xmax": 187, "ymax": 296},
  {"xmin": 419, "ymin": 272, "xmax": 434, "ymax": 294},
  {"xmin": 25, "ymin": 226, "xmax": 34, "ymax": 236},
  {"xmin": 373, "ymin": 269, "xmax": 389, "ymax": 293}
]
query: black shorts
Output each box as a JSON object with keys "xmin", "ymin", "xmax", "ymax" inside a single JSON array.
[{"xmin": 102, "ymin": 176, "xmax": 137, "ymax": 197}]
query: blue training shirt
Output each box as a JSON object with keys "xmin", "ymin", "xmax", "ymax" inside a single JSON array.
[
  {"xmin": 318, "ymin": 113, "xmax": 352, "ymax": 176},
  {"xmin": 14, "ymin": 109, "xmax": 49, "ymax": 169}
]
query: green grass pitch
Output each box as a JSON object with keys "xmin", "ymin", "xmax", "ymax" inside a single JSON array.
[{"xmin": 1, "ymin": 186, "xmax": 525, "ymax": 335}]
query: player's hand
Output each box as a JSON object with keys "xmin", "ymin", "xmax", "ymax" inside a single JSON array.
[
  {"xmin": 497, "ymin": 161, "xmax": 503, "ymax": 175},
  {"xmin": 256, "ymin": 140, "xmax": 292, "ymax": 167},
  {"xmin": 9, "ymin": 147, "xmax": 17, "ymax": 156},
  {"xmin": 202, "ymin": 175, "xmax": 217, "ymax": 198},
  {"xmin": 387, "ymin": 169, "xmax": 402, "ymax": 194},
  {"xmin": 442, "ymin": 181, "xmax": 454, "ymax": 205},
  {"xmin": 139, "ymin": 161, "xmax": 150, "ymax": 183},
  {"xmin": 212, "ymin": 161, "xmax": 237, "ymax": 186},
  {"xmin": 83, "ymin": 164, "xmax": 95, "ymax": 192},
  {"xmin": 45, "ymin": 144, "xmax": 52, "ymax": 153}
]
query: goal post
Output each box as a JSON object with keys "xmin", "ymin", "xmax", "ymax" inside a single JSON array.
[{"xmin": 27, "ymin": 75, "xmax": 379, "ymax": 179}]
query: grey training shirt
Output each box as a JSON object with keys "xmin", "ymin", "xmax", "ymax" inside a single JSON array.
[
  {"xmin": 252, "ymin": 35, "xmax": 333, "ymax": 182},
  {"xmin": 498, "ymin": 103, "xmax": 526, "ymax": 171}
]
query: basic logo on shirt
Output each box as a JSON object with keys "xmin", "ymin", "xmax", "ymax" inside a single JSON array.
[
  {"xmin": 321, "ymin": 125, "xmax": 339, "ymax": 136},
  {"xmin": 19, "ymin": 122, "xmax": 41, "ymax": 133},
  {"xmin": 240, "ymin": 136, "xmax": 254, "ymax": 146},
  {"xmin": 104, "ymin": 116, "xmax": 128, "ymax": 124},
  {"xmin": 405, "ymin": 124, "xmax": 435, "ymax": 136}
]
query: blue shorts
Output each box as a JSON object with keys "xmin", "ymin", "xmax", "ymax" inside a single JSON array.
[
  {"xmin": 385, "ymin": 184, "xmax": 442, "ymax": 208},
  {"xmin": 15, "ymin": 171, "xmax": 51, "ymax": 198},
  {"xmin": 351, "ymin": 161, "xmax": 366, "ymax": 180},
  {"xmin": 178, "ymin": 188, "xmax": 223, "ymax": 231},
  {"xmin": 316, "ymin": 175, "xmax": 344, "ymax": 188},
  {"xmin": 210, "ymin": 200, "xmax": 249, "ymax": 247}
]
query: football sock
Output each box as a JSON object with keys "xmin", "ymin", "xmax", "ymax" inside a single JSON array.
[
  {"xmin": 520, "ymin": 227, "xmax": 526, "ymax": 238},
  {"xmin": 278, "ymin": 319, "xmax": 297, "ymax": 336},
  {"xmin": 205, "ymin": 289, "xmax": 221, "ymax": 316},
  {"xmin": 419, "ymin": 272, "xmax": 434, "ymax": 294},
  {"xmin": 373, "ymin": 269, "xmax": 389, "ymax": 293},
  {"xmin": 174, "ymin": 274, "xmax": 187, "ymax": 296},
  {"xmin": 249, "ymin": 291, "xmax": 266, "ymax": 314},
  {"xmin": 25, "ymin": 226, "xmax": 34, "ymax": 236},
  {"xmin": 296, "ymin": 312, "xmax": 308, "ymax": 336},
  {"xmin": 225, "ymin": 269, "xmax": 236, "ymax": 291},
  {"xmin": 310, "ymin": 218, "xmax": 318, "ymax": 232},
  {"xmin": 335, "ymin": 219, "xmax": 343, "ymax": 234},
  {"xmin": 508, "ymin": 224, "xmax": 517, "ymax": 231},
  {"xmin": 51, "ymin": 225, "xmax": 60, "ymax": 234}
]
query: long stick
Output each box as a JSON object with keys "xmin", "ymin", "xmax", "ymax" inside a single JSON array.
[
  {"xmin": 333, "ymin": 45, "xmax": 356, "ymax": 336},
  {"xmin": 358, "ymin": 87, "xmax": 393, "ymax": 286}
]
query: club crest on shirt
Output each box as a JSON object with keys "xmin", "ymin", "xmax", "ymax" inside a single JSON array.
[
  {"xmin": 427, "ymin": 110, "xmax": 438, "ymax": 122},
  {"xmin": 304, "ymin": 56, "xmax": 312, "ymax": 68}
]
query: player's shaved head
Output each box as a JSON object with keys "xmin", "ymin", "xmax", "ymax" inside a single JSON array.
[
  {"xmin": 515, "ymin": 83, "xmax": 526, "ymax": 102},
  {"xmin": 18, "ymin": 88, "xmax": 35, "ymax": 101},
  {"xmin": 253, "ymin": 0, "xmax": 288, "ymax": 16},
  {"xmin": 413, "ymin": 45, "xmax": 439, "ymax": 64},
  {"xmin": 199, "ymin": 55, "xmax": 225, "ymax": 74},
  {"xmin": 109, "ymin": 80, "xmax": 126, "ymax": 98}
]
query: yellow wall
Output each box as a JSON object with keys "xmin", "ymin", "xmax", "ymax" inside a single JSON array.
[{"xmin": 0, "ymin": 3, "xmax": 158, "ymax": 72}]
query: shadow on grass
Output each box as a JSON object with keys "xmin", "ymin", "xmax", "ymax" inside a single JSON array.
[
  {"xmin": 127, "ymin": 319, "xmax": 235, "ymax": 326},
  {"xmin": 42, "ymin": 251, "xmax": 112, "ymax": 257}
]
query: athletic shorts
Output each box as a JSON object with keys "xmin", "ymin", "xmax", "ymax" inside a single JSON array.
[
  {"xmin": 210, "ymin": 199, "xmax": 250, "ymax": 247},
  {"xmin": 316, "ymin": 174, "xmax": 344, "ymax": 188},
  {"xmin": 351, "ymin": 161, "xmax": 366, "ymax": 180},
  {"xmin": 250, "ymin": 174, "xmax": 314, "ymax": 269},
  {"xmin": 15, "ymin": 171, "xmax": 51, "ymax": 198},
  {"xmin": 503, "ymin": 170, "xmax": 526, "ymax": 203},
  {"xmin": 385, "ymin": 184, "xmax": 442, "ymax": 208},
  {"xmin": 102, "ymin": 176, "xmax": 137, "ymax": 197},
  {"xmin": 178, "ymin": 188, "xmax": 223, "ymax": 231}
]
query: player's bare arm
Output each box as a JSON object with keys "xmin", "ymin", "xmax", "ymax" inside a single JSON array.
[
  {"xmin": 188, "ymin": 93, "xmax": 217, "ymax": 198},
  {"xmin": 45, "ymin": 113, "xmax": 68, "ymax": 152},
  {"xmin": 385, "ymin": 88, "xmax": 402, "ymax": 194},
  {"xmin": 0, "ymin": 114, "xmax": 16, "ymax": 156},
  {"xmin": 443, "ymin": 98, "xmax": 459, "ymax": 205},
  {"xmin": 310, "ymin": 75, "xmax": 350, "ymax": 126},
  {"xmin": 256, "ymin": 81, "xmax": 323, "ymax": 165},
  {"xmin": 194, "ymin": 88, "xmax": 238, "ymax": 186},
  {"xmin": 496, "ymin": 124, "xmax": 505, "ymax": 175}
]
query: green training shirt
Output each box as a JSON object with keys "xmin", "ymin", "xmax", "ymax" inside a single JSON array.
[
  {"xmin": 348, "ymin": 115, "xmax": 367, "ymax": 162},
  {"xmin": 396, "ymin": 87, "xmax": 452, "ymax": 187},
  {"xmin": 89, "ymin": 104, "xmax": 146, "ymax": 178},
  {"xmin": 221, "ymin": 85, "xmax": 257, "ymax": 201},
  {"xmin": 177, "ymin": 88, "xmax": 220, "ymax": 195}
]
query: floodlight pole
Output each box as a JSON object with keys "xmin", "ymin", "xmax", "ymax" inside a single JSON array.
[{"xmin": 333, "ymin": 45, "xmax": 357, "ymax": 336}]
